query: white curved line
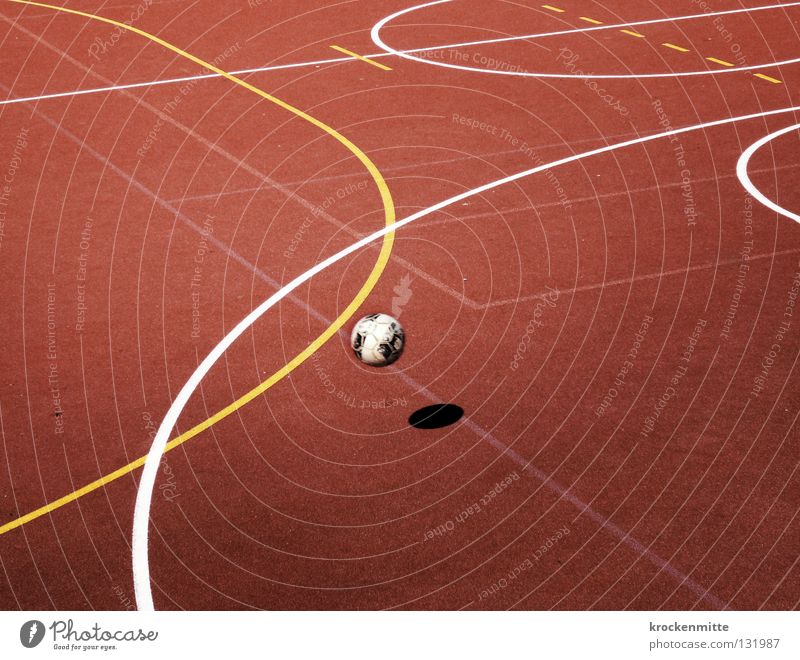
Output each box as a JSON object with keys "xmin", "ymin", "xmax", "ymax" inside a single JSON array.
[
  {"xmin": 133, "ymin": 102, "xmax": 800, "ymax": 609},
  {"xmin": 737, "ymin": 123, "xmax": 800, "ymax": 224},
  {"xmin": 6, "ymin": 1, "xmax": 799, "ymax": 108},
  {"xmin": 370, "ymin": 0, "xmax": 800, "ymax": 79}
]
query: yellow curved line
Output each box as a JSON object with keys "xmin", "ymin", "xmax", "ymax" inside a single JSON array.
[{"xmin": 0, "ymin": 0, "xmax": 396, "ymax": 536}]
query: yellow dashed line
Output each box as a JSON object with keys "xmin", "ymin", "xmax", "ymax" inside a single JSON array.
[
  {"xmin": 537, "ymin": 5, "xmax": 779, "ymax": 84},
  {"xmin": 330, "ymin": 45, "xmax": 392, "ymax": 71},
  {"xmin": 754, "ymin": 73, "xmax": 782, "ymax": 84},
  {"xmin": 706, "ymin": 56, "xmax": 734, "ymax": 67}
]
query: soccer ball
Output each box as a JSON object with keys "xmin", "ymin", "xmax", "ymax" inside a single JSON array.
[{"xmin": 350, "ymin": 313, "xmax": 405, "ymax": 366}]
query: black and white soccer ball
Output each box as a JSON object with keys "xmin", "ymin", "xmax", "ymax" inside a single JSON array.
[{"xmin": 350, "ymin": 313, "xmax": 405, "ymax": 366}]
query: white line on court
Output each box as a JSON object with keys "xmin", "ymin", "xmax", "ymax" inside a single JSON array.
[
  {"xmin": 737, "ymin": 124, "xmax": 800, "ymax": 224},
  {"xmin": 4, "ymin": 0, "xmax": 800, "ymax": 107},
  {"xmin": 372, "ymin": 0, "xmax": 800, "ymax": 79},
  {"xmin": 0, "ymin": 55, "xmax": 360, "ymax": 107},
  {"xmin": 132, "ymin": 102, "xmax": 800, "ymax": 610}
]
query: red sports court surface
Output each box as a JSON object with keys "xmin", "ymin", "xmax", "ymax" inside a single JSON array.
[{"xmin": 0, "ymin": 0, "xmax": 798, "ymax": 610}]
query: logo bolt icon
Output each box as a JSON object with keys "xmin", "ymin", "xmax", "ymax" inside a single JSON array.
[{"xmin": 20, "ymin": 620, "xmax": 45, "ymax": 648}]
